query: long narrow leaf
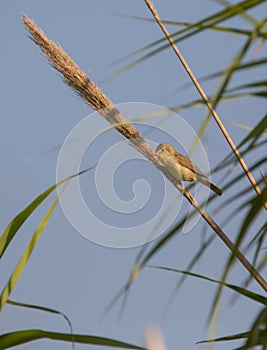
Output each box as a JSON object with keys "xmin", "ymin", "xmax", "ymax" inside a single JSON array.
[
  {"xmin": 0, "ymin": 166, "xmax": 95, "ymax": 311},
  {"xmin": 117, "ymin": 13, "xmax": 267, "ymax": 38},
  {"xmin": 236, "ymin": 115, "xmax": 267, "ymax": 149},
  {"xmin": 197, "ymin": 331, "xmax": 250, "ymax": 344},
  {"xmin": 208, "ymin": 188, "xmax": 267, "ymax": 326},
  {"xmin": 177, "ymin": 58, "xmax": 267, "ymax": 92},
  {"xmin": 0, "ymin": 167, "xmax": 93, "ymax": 259},
  {"xmin": 148, "ymin": 265, "xmax": 267, "ymax": 305},
  {"xmin": 0, "ymin": 184, "xmax": 59, "ymax": 259},
  {"xmin": 227, "ymin": 80, "xmax": 267, "ymax": 92},
  {"xmin": 192, "ymin": 17, "xmax": 266, "ymax": 152},
  {"xmin": 0, "ymin": 193, "xmax": 62, "ymax": 311},
  {"xmin": 7, "ymin": 299, "xmax": 74, "ymax": 340},
  {"xmin": 107, "ymin": 0, "xmax": 264, "ymax": 79},
  {"xmin": 200, "ymin": 303, "xmax": 267, "ymax": 348},
  {"xmin": 170, "ymin": 91, "xmax": 265, "ymax": 114},
  {"xmin": 0, "ymin": 329, "xmax": 144, "ymax": 349}
]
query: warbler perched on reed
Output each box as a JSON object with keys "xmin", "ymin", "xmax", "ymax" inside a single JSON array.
[{"xmin": 155, "ymin": 143, "xmax": 222, "ymax": 196}]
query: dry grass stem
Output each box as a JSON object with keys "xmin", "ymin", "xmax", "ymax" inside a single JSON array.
[
  {"xmin": 144, "ymin": 0, "xmax": 266, "ymax": 210},
  {"xmin": 22, "ymin": 14, "xmax": 267, "ymax": 292}
]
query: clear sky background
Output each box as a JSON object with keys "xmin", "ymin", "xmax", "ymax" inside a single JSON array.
[{"xmin": 1, "ymin": 1, "xmax": 266, "ymax": 350}]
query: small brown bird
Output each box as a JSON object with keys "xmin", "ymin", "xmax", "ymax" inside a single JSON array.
[{"xmin": 155, "ymin": 143, "xmax": 222, "ymax": 196}]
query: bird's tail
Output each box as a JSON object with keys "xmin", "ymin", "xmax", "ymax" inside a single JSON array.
[
  {"xmin": 198, "ymin": 177, "xmax": 222, "ymax": 196},
  {"xmin": 209, "ymin": 182, "xmax": 222, "ymax": 196}
]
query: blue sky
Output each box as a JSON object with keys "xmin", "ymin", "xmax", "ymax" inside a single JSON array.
[{"xmin": 1, "ymin": 1, "xmax": 266, "ymax": 350}]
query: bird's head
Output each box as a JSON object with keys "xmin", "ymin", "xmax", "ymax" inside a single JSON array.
[{"xmin": 155, "ymin": 143, "xmax": 175, "ymax": 156}]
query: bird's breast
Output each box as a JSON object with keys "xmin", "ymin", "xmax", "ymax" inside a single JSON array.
[{"xmin": 158, "ymin": 154, "xmax": 197, "ymax": 182}]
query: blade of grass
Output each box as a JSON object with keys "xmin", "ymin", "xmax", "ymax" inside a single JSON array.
[
  {"xmin": 0, "ymin": 329, "xmax": 144, "ymax": 350},
  {"xmin": 170, "ymin": 91, "xmax": 266, "ymax": 113},
  {"xmin": 120, "ymin": 13, "xmax": 267, "ymax": 39},
  {"xmin": 226, "ymin": 80, "xmax": 267, "ymax": 92},
  {"xmin": 0, "ymin": 184, "xmax": 59, "ymax": 259},
  {"xmin": 0, "ymin": 165, "xmax": 96, "ymax": 311},
  {"xmin": 213, "ymin": 117, "xmax": 267, "ymax": 174},
  {"xmin": 162, "ymin": 235, "xmax": 215, "ymax": 317},
  {"xmin": 0, "ymin": 166, "xmax": 93, "ymax": 259},
  {"xmin": 245, "ymin": 222, "xmax": 267, "ymax": 251},
  {"xmin": 191, "ymin": 18, "xmax": 266, "ymax": 153},
  {"xmin": 209, "ymin": 188, "xmax": 267, "ymax": 325},
  {"xmin": 229, "ymin": 121, "xmax": 267, "ymax": 136},
  {"xmin": 233, "ymin": 115, "xmax": 267, "ymax": 149},
  {"xmin": 197, "ymin": 331, "xmax": 250, "ymax": 344},
  {"xmin": 230, "ymin": 224, "xmax": 267, "ymax": 305},
  {"xmin": 202, "ymin": 306, "xmax": 267, "ymax": 349},
  {"xmin": 214, "ymin": 0, "xmax": 266, "ymax": 27},
  {"xmin": 7, "ymin": 299, "xmax": 74, "ymax": 346},
  {"xmin": 176, "ymin": 58, "xmax": 267, "ymax": 93},
  {"xmin": 0, "ymin": 191, "xmax": 63, "ymax": 311},
  {"xmin": 148, "ymin": 265, "xmax": 267, "ymax": 304},
  {"xmin": 107, "ymin": 0, "xmax": 264, "ymax": 80}
]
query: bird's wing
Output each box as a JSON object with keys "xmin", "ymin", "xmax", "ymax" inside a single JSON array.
[{"xmin": 175, "ymin": 153, "xmax": 207, "ymax": 178}]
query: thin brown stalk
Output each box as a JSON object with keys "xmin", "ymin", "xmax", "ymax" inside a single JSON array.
[
  {"xmin": 144, "ymin": 0, "xmax": 267, "ymax": 211},
  {"xmin": 22, "ymin": 14, "xmax": 267, "ymax": 292}
]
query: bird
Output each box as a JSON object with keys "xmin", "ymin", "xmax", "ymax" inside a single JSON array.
[{"xmin": 155, "ymin": 143, "xmax": 222, "ymax": 196}]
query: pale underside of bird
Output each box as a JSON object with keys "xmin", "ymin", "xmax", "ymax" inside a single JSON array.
[{"xmin": 155, "ymin": 143, "xmax": 222, "ymax": 196}]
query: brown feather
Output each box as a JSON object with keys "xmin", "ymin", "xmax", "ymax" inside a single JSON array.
[{"xmin": 155, "ymin": 143, "xmax": 222, "ymax": 196}]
